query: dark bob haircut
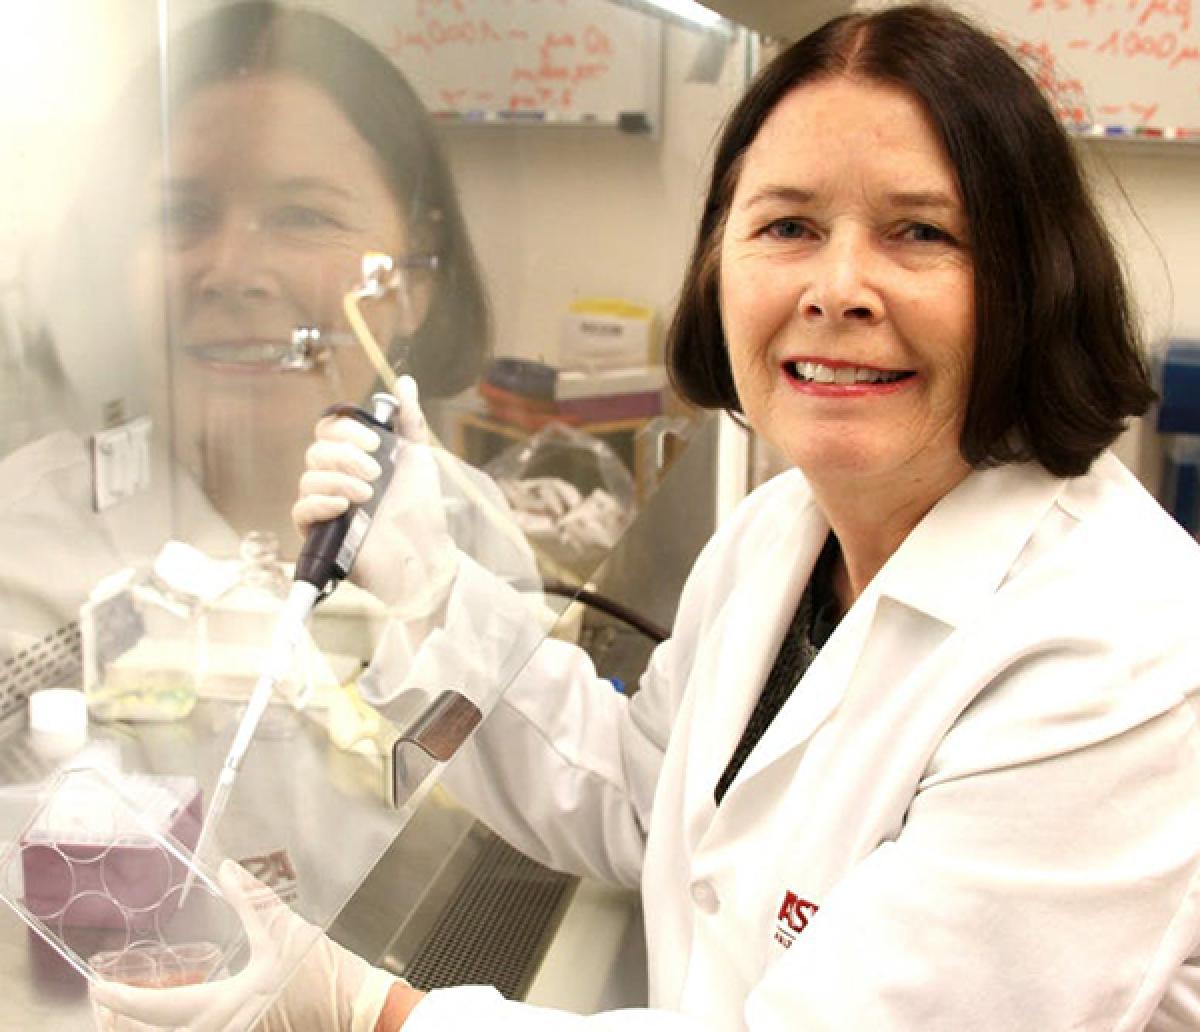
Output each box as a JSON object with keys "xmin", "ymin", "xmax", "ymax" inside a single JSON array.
[
  {"xmin": 160, "ymin": 1, "xmax": 490, "ymax": 397},
  {"xmin": 665, "ymin": 2, "xmax": 1155, "ymax": 478}
]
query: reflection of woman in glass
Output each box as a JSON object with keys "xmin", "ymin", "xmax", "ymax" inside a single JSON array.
[
  {"xmin": 139, "ymin": 0, "xmax": 489, "ymax": 545},
  {"xmin": 0, "ymin": 1, "xmax": 487, "ymax": 651}
]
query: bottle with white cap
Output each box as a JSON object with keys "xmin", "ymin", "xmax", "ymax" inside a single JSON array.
[
  {"xmin": 80, "ymin": 556, "xmax": 205, "ymax": 722},
  {"xmin": 201, "ymin": 530, "xmax": 316, "ymax": 716},
  {"xmin": 28, "ymin": 688, "xmax": 89, "ymax": 757}
]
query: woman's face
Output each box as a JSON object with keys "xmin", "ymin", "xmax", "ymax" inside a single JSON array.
[
  {"xmin": 719, "ymin": 76, "xmax": 975, "ymax": 504},
  {"xmin": 134, "ymin": 72, "xmax": 429, "ymax": 546}
]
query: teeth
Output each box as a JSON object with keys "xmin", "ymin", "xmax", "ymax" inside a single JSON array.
[{"xmin": 791, "ymin": 361, "xmax": 904, "ymax": 385}]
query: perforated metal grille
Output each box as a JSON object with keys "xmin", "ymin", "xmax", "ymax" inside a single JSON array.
[
  {"xmin": 402, "ymin": 833, "xmax": 577, "ymax": 999},
  {"xmin": 0, "ymin": 624, "xmax": 82, "ymax": 721}
]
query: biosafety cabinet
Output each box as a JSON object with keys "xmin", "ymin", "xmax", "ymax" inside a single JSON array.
[{"xmin": 0, "ymin": 1, "xmax": 757, "ymax": 1023}]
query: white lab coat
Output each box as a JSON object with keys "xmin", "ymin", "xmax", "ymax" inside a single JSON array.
[
  {"xmin": 0, "ymin": 430, "xmax": 237, "ymax": 662},
  {"xmin": 375, "ymin": 451, "xmax": 1200, "ymax": 1031}
]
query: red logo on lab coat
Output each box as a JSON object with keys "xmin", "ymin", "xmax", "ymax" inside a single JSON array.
[{"xmin": 774, "ymin": 891, "xmax": 819, "ymax": 948}]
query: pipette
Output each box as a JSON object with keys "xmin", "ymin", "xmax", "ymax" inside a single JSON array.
[
  {"xmin": 184, "ymin": 392, "xmax": 403, "ymax": 891},
  {"xmin": 183, "ymin": 580, "xmax": 317, "ymax": 889}
]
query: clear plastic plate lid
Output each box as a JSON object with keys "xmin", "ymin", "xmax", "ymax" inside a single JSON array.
[{"xmin": 0, "ymin": 766, "xmax": 249, "ymax": 988}]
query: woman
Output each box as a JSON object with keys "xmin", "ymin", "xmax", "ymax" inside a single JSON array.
[
  {"xmin": 25, "ymin": 0, "xmax": 489, "ymax": 555},
  {"xmin": 0, "ymin": 0, "xmax": 490, "ymax": 651},
  {"xmin": 96, "ymin": 3, "xmax": 1200, "ymax": 1029},
  {"xmin": 140, "ymin": 0, "xmax": 490, "ymax": 545}
]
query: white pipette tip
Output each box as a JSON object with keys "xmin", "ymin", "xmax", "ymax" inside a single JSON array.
[
  {"xmin": 180, "ymin": 767, "xmax": 236, "ymax": 904},
  {"xmin": 179, "ymin": 580, "xmax": 320, "ymax": 905}
]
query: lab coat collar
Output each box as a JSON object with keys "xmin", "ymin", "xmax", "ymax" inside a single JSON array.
[
  {"xmin": 706, "ymin": 459, "xmax": 1065, "ymax": 820},
  {"xmin": 681, "ymin": 488, "xmax": 829, "ymax": 832},
  {"xmin": 873, "ymin": 460, "xmax": 1065, "ymax": 628}
]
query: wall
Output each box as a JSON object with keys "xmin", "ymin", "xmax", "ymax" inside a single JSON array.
[
  {"xmin": 703, "ymin": 0, "xmax": 851, "ymax": 42},
  {"xmin": 1098, "ymin": 148, "xmax": 1200, "ymax": 343},
  {"xmin": 1087, "ymin": 145, "xmax": 1200, "ymax": 488},
  {"xmin": 438, "ymin": 23, "xmax": 751, "ymax": 368},
  {"xmin": 0, "ymin": 6, "xmax": 154, "ymax": 286}
]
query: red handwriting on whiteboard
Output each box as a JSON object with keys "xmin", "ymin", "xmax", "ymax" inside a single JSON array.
[
  {"xmin": 1089, "ymin": 26, "xmax": 1199, "ymax": 67},
  {"xmin": 584, "ymin": 24, "xmax": 614, "ymax": 56},
  {"xmin": 415, "ymin": 0, "xmax": 468, "ymax": 17},
  {"xmin": 384, "ymin": 4, "xmax": 627, "ymax": 116},
  {"xmin": 512, "ymin": 61, "xmax": 610, "ymax": 85},
  {"xmin": 506, "ymin": 24, "xmax": 615, "ymax": 110},
  {"xmin": 508, "ymin": 87, "xmax": 576, "ymax": 109},
  {"xmin": 1031, "ymin": 0, "xmax": 1191, "ymax": 26},
  {"xmin": 387, "ymin": 26, "xmax": 431, "ymax": 56},
  {"xmin": 386, "ymin": 19, "xmax": 505, "ymax": 55},
  {"xmin": 1014, "ymin": 38, "xmax": 1085, "ymax": 96},
  {"xmin": 1029, "ymin": 0, "xmax": 1096, "ymax": 12},
  {"xmin": 541, "ymin": 30, "xmax": 576, "ymax": 60},
  {"xmin": 1137, "ymin": 0, "xmax": 1193, "ymax": 33},
  {"xmin": 387, "ymin": 13, "xmax": 616, "ymax": 111},
  {"xmin": 439, "ymin": 88, "xmax": 497, "ymax": 106},
  {"xmin": 1013, "ymin": 0, "xmax": 1197, "ymax": 127}
]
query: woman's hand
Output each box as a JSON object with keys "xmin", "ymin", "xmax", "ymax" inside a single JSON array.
[
  {"xmin": 90, "ymin": 860, "xmax": 405, "ymax": 1032},
  {"xmin": 293, "ymin": 375, "xmax": 458, "ymax": 618}
]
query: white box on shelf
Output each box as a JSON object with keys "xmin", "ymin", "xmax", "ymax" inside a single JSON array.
[{"xmin": 559, "ymin": 299, "xmax": 656, "ymax": 371}]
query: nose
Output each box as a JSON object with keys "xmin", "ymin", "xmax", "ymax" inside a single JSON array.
[
  {"xmin": 797, "ymin": 228, "xmax": 882, "ymax": 325},
  {"xmin": 188, "ymin": 214, "xmax": 277, "ymax": 305}
]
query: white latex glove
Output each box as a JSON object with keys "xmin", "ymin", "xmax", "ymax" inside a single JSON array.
[
  {"xmin": 293, "ymin": 375, "xmax": 458, "ymax": 618},
  {"xmin": 90, "ymin": 859, "xmax": 400, "ymax": 1032}
]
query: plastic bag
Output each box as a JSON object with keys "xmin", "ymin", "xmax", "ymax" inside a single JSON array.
[{"xmin": 484, "ymin": 422, "xmax": 636, "ymax": 579}]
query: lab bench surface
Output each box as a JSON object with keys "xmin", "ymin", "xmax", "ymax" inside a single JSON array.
[
  {"xmin": 0, "ymin": 701, "xmax": 644, "ymax": 1027},
  {"xmin": 0, "ymin": 698, "xmax": 408, "ymax": 1028}
]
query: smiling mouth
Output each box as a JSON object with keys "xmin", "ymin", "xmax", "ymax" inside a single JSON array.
[
  {"xmin": 783, "ymin": 360, "xmax": 915, "ymax": 386},
  {"xmin": 184, "ymin": 341, "xmax": 292, "ymax": 368}
]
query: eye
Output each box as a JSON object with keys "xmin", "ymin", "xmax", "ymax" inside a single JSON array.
[
  {"xmin": 900, "ymin": 222, "xmax": 957, "ymax": 245},
  {"xmin": 266, "ymin": 205, "xmax": 344, "ymax": 233},
  {"xmin": 763, "ymin": 218, "xmax": 813, "ymax": 241},
  {"xmin": 158, "ymin": 198, "xmax": 216, "ymax": 242}
]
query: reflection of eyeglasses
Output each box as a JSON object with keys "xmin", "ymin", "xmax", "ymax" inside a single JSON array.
[
  {"xmin": 356, "ymin": 251, "xmax": 440, "ymax": 301},
  {"xmin": 395, "ymin": 253, "xmax": 440, "ymax": 275},
  {"xmin": 156, "ymin": 199, "xmax": 446, "ymax": 262},
  {"xmin": 157, "ymin": 201, "xmax": 336, "ymax": 248},
  {"xmin": 381, "ymin": 252, "xmax": 440, "ymax": 292}
]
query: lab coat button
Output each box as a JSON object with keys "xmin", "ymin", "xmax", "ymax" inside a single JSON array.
[{"xmin": 690, "ymin": 880, "xmax": 719, "ymax": 913}]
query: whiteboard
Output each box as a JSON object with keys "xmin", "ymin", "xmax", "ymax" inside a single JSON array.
[
  {"xmin": 959, "ymin": 0, "xmax": 1200, "ymax": 137},
  {"xmin": 329, "ymin": 0, "xmax": 663, "ymax": 128}
]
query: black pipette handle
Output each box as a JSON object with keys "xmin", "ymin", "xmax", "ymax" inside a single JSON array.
[{"xmin": 294, "ymin": 392, "xmax": 401, "ymax": 593}]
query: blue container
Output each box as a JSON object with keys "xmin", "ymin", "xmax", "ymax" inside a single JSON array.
[
  {"xmin": 1157, "ymin": 339, "xmax": 1200, "ymax": 435},
  {"xmin": 1157, "ymin": 340, "xmax": 1200, "ymax": 534},
  {"xmin": 1161, "ymin": 438, "xmax": 1200, "ymax": 535}
]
